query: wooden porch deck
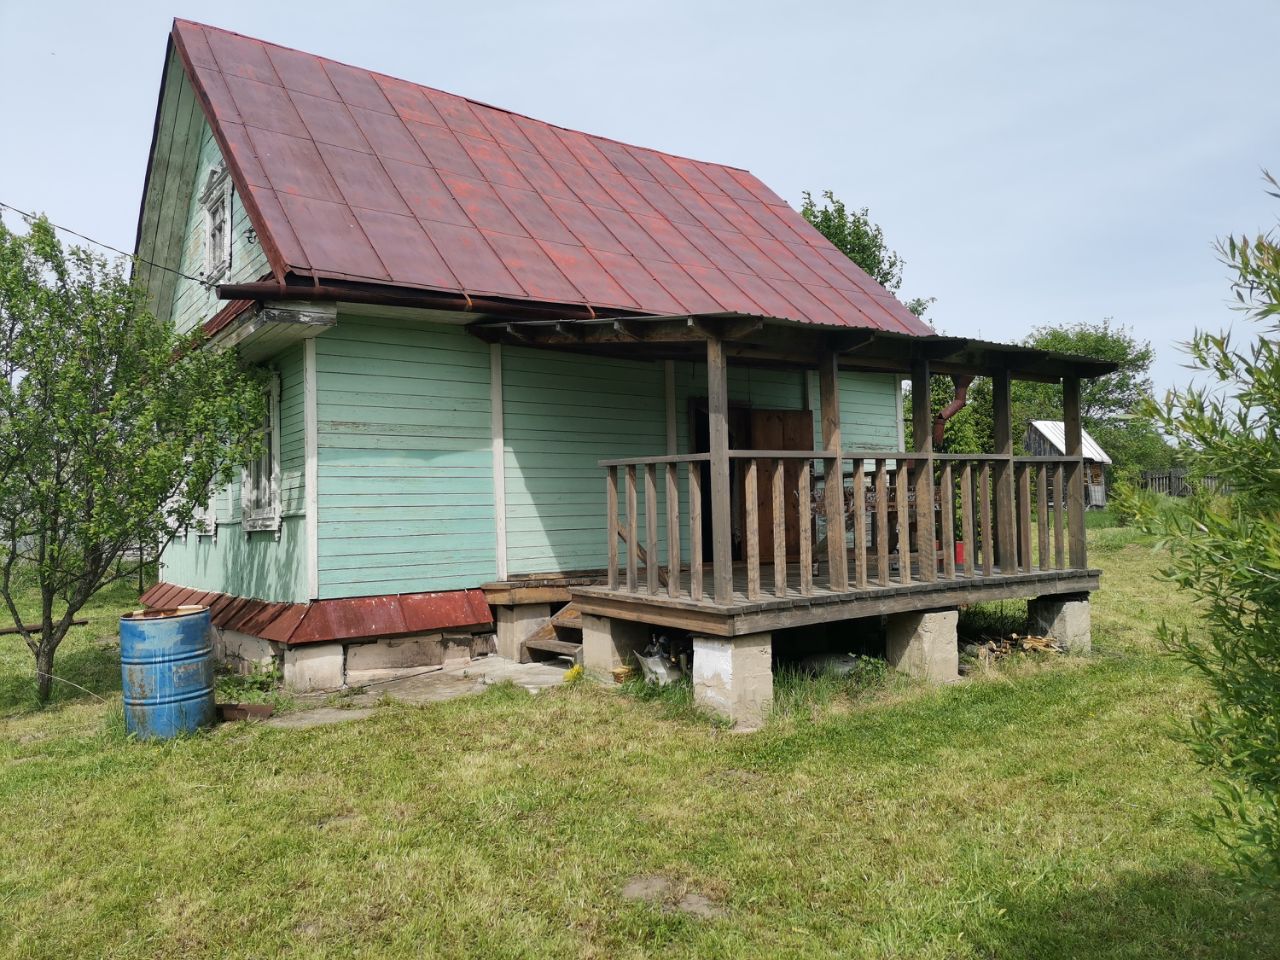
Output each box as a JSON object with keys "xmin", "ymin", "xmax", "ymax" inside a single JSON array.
[{"xmin": 573, "ymin": 561, "xmax": 1099, "ymax": 637}]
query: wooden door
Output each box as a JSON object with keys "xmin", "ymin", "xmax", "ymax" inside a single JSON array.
[{"xmin": 750, "ymin": 409, "xmax": 813, "ymax": 561}]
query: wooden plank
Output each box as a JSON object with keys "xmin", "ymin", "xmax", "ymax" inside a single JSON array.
[
  {"xmin": 979, "ymin": 462, "xmax": 994, "ymax": 576},
  {"xmin": 625, "ymin": 464, "xmax": 638, "ymax": 592},
  {"xmin": 896, "ymin": 464, "xmax": 912, "ymax": 584},
  {"xmin": 911, "ymin": 360, "xmax": 936, "ymax": 582},
  {"xmin": 852, "ymin": 464, "xmax": 868, "ymax": 588},
  {"xmin": 819, "ymin": 352, "xmax": 848, "ymax": 590},
  {"xmin": 689, "ymin": 462, "xmax": 703, "ymax": 601},
  {"xmin": 1063, "ymin": 376, "xmax": 1088, "ymax": 569},
  {"xmin": 875, "ymin": 459, "xmax": 890, "ymax": 586},
  {"xmin": 707, "ymin": 338, "xmax": 734, "ymax": 604},
  {"xmin": 745, "ymin": 458, "xmax": 761, "ymax": 600},
  {"xmin": 606, "ymin": 466, "xmax": 619, "ymax": 591},
  {"xmin": 0, "ymin": 618, "xmax": 87, "ymax": 638},
  {"xmin": 798, "ymin": 459, "xmax": 813, "ymax": 596},
  {"xmin": 1017, "ymin": 461, "xmax": 1033, "ymax": 572},
  {"xmin": 666, "ymin": 462, "xmax": 681, "ymax": 599},
  {"xmin": 1054, "ymin": 463, "xmax": 1065, "ymax": 569},
  {"xmin": 771, "ymin": 458, "xmax": 787, "ymax": 598},
  {"xmin": 960, "ymin": 461, "xmax": 975, "ymax": 577},
  {"xmin": 645, "ymin": 463, "xmax": 659, "ymax": 595},
  {"xmin": 1037, "ymin": 464, "xmax": 1050, "ymax": 572},
  {"xmin": 992, "ymin": 370, "xmax": 1016, "ymax": 572},
  {"xmin": 940, "ymin": 461, "xmax": 955, "ymax": 579}
]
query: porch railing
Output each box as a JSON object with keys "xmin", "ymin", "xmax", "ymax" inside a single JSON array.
[{"xmin": 600, "ymin": 450, "xmax": 1087, "ymax": 604}]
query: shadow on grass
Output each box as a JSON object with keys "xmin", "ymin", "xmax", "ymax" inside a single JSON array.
[
  {"xmin": 966, "ymin": 863, "xmax": 1280, "ymax": 960},
  {"xmin": 0, "ymin": 639, "xmax": 121, "ymax": 716}
]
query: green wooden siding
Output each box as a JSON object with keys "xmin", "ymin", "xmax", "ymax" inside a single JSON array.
[
  {"xmin": 503, "ymin": 348, "xmax": 666, "ymax": 575},
  {"xmin": 169, "ymin": 113, "xmax": 268, "ymax": 335},
  {"xmin": 314, "ymin": 315, "xmax": 496, "ymax": 596}
]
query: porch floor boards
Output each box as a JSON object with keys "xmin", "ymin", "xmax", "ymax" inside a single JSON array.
[{"xmin": 572, "ymin": 562, "xmax": 1101, "ymax": 637}]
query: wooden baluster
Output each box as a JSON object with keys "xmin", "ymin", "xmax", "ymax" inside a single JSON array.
[
  {"xmin": 645, "ymin": 463, "xmax": 659, "ymax": 595},
  {"xmin": 1037, "ymin": 464, "xmax": 1049, "ymax": 571},
  {"xmin": 896, "ymin": 462, "xmax": 912, "ymax": 584},
  {"xmin": 852, "ymin": 462, "xmax": 867, "ymax": 588},
  {"xmin": 745, "ymin": 458, "xmax": 761, "ymax": 600},
  {"xmin": 771, "ymin": 458, "xmax": 787, "ymax": 598},
  {"xmin": 798, "ymin": 459, "xmax": 813, "ymax": 596},
  {"xmin": 875, "ymin": 459, "xmax": 889, "ymax": 586},
  {"xmin": 940, "ymin": 461, "xmax": 955, "ymax": 579},
  {"xmin": 914, "ymin": 457, "xmax": 937, "ymax": 583},
  {"xmin": 960, "ymin": 461, "xmax": 975, "ymax": 578},
  {"xmin": 666, "ymin": 462, "xmax": 681, "ymax": 598},
  {"xmin": 1054, "ymin": 463, "xmax": 1065, "ymax": 569},
  {"xmin": 1018, "ymin": 462, "xmax": 1032, "ymax": 573},
  {"xmin": 979, "ymin": 461, "xmax": 994, "ymax": 577},
  {"xmin": 626, "ymin": 464, "xmax": 638, "ymax": 591},
  {"xmin": 689, "ymin": 461, "xmax": 703, "ymax": 601},
  {"xmin": 824, "ymin": 457, "xmax": 848, "ymax": 591},
  {"xmin": 606, "ymin": 466, "xmax": 619, "ymax": 590}
]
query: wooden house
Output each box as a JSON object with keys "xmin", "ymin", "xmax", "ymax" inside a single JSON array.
[
  {"xmin": 135, "ymin": 20, "xmax": 1114, "ymax": 725},
  {"xmin": 1025, "ymin": 420, "xmax": 1110, "ymax": 508}
]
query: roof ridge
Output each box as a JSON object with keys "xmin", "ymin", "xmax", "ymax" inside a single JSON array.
[{"xmin": 172, "ymin": 18, "xmax": 757, "ymax": 177}]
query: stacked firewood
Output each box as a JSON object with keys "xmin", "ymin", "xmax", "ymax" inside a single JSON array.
[{"xmin": 962, "ymin": 633, "xmax": 1062, "ymax": 663}]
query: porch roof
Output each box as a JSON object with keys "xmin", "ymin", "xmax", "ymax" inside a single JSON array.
[{"xmin": 468, "ymin": 311, "xmax": 1121, "ymax": 382}]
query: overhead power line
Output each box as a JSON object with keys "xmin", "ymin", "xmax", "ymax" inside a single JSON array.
[{"xmin": 0, "ymin": 200, "xmax": 205, "ymax": 284}]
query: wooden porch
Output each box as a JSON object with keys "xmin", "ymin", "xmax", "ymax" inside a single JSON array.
[{"xmin": 473, "ymin": 312, "xmax": 1113, "ymax": 641}]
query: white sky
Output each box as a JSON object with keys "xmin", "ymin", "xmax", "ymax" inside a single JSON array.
[{"xmin": 2, "ymin": 0, "xmax": 1277, "ymax": 392}]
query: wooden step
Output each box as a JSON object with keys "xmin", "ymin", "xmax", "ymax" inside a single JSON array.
[
  {"xmin": 523, "ymin": 635, "xmax": 583, "ymax": 657},
  {"xmin": 550, "ymin": 605, "xmax": 582, "ymax": 631}
]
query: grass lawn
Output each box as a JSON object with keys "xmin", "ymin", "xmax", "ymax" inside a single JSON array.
[{"xmin": 1, "ymin": 529, "xmax": 1277, "ymax": 959}]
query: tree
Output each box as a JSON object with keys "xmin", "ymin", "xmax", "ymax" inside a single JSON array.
[
  {"xmin": 1013, "ymin": 320, "xmax": 1174, "ymax": 475},
  {"xmin": 800, "ymin": 190, "xmax": 934, "ymax": 318},
  {"xmin": 1126, "ymin": 173, "xmax": 1280, "ymax": 888},
  {"xmin": 0, "ymin": 216, "xmax": 265, "ymax": 704}
]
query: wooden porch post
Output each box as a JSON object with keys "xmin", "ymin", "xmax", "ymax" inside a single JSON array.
[
  {"xmin": 992, "ymin": 368, "xmax": 1016, "ymax": 572},
  {"xmin": 1063, "ymin": 375, "xmax": 1087, "ymax": 568},
  {"xmin": 819, "ymin": 351, "xmax": 848, "ymax": 590},
  {"xmin": 911, "ymin": 360, "xmax": 936, "ymax": 581},
  {"xmin": 707, "ymin": 337, "xmax": 734, "ymax": 604}
]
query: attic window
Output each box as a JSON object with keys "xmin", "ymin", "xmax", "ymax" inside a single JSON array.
[{"xmin": 200, "ymin": 165, "xmax": 233, "ymax": 284}]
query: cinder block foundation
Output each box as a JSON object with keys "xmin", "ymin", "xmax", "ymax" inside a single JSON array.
[
  {"xmin": 215, "ymin": 629, "xmax": 281, "ymax": 675},
  {"xmin": 1028, "ymin": 594, "xmax": 1092, "ymax": 654},
  {"xmin": 886, "ymin": 609, "xmax": 959, "ymax": 683},
  {"xmin": 283, "ymin": 642, "xmax": 345, "ymax": 692},
  {"xmin": 692, "ymin": 632, "xmax": 773, "ymax": 731},
  {"xmin": 581, "ymin": 614, "xmax": 649, "ymax": 680},
  {"xmin": 495, "ymin": 604, "xmax": 552, "ymax": 663}
]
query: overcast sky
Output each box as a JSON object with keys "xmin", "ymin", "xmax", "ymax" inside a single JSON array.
[{"xmin": 2, "ymin": 0, "xmax": 1277, "ymax": 391}]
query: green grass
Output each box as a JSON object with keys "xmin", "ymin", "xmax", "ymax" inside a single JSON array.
[{"xmin": 1, "ymin": 530, "xmax": 1277, "ymax": 959}]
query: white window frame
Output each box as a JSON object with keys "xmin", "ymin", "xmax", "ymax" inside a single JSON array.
[
  {"xmin": 242, "ymin": 372, "xmax": 281, "ymax": 535},
  {"xmin": 192, "ymin": 485, "xmax": 218, "ymax": 541},
  {"xmin": 200, "ymin": 164, "xmax": 233, "ymax": 284}
]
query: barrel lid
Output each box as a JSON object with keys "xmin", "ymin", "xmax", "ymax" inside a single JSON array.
[{"xmin": 122, "ymin": 604, "xmax": 208, "ymax": 621}]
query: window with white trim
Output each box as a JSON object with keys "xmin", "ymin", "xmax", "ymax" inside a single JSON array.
[
  {"xmin": 192, "ymin": 486, "xmax": 218, "ymax": 539},
  {"xmin": 242, "ymin": 373, "xmax": 281, "ymax": 534},
  {"xmin": 200, "ymin": 164, "xmax": 233, "ymax": 284}
]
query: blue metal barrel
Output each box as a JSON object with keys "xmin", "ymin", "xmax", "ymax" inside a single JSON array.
[{"xmin": 120, "ymin": 605, "xmax": 215, "ymax": 739}]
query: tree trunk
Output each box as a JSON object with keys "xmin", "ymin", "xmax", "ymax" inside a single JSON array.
[{"xmin": 35, "ymin": 641, "xmax": 55, "ymax": 704}]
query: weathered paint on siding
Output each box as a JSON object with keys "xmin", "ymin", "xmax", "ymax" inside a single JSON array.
[
  {"xmin": 158, "ymin": 346, "xmax": 308, "ymax": 602},
  {"xmin": 314, "ymin": 315, "xmax": 496, "ymax": 596},
  {"xmin": 168, "ymin": 108, "xmax": 268, "ymax": 334},
  {"xmin": 503, "ymin": 347, "xmax": 666, "ymax": 575}
]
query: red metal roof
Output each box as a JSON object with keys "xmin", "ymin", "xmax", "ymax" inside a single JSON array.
[
  {"xmin": 139, "ymin": 583, "xmax": 493, "ymax": 646},
  {"xmin": 169, "ymin": 19, "xmax": 932, "ymax": 336}
]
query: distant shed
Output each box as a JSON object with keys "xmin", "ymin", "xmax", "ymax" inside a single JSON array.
[{"xmin": 1025, "ymin": 420, "xmax": 1111, "ymax": 508}]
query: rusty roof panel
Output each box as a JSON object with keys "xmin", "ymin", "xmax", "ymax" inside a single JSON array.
[
  {"xmin": 400, "ymin": 590, "xmax": 492, "ymax": 632},
  {"xmin": 170, "ymin": 19, "xmax": 933, "ymax": 335}
]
